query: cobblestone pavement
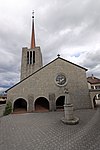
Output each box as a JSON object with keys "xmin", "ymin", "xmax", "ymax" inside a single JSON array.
[{"xmin": 0, "ymin": 108, "xmax": 100, "ymax": 150}]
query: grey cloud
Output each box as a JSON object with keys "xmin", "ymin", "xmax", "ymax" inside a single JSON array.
[
  {"xmin": 81, "ymin": 50, "xmax": 100, "ymax": 69},
  {"xmin": 37, "ymin": 0, "xmax": 100, "ymax": 49},
  {"xmin": 0, "ymin": 71, "xmax": 20, "ymax": 92},
  {"xmin": 0, "ymin": 0, "xmax": 100, "ymax": 91}
]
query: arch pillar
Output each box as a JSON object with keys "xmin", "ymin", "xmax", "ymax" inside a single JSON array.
[
  {"xmin": 28, "ymin": 94, "xmax": 34, "ymax": 112},
  {"xmin": 49, "ymin": 93, "xmax": 56, "ymax": 111},
  {"xmin": 89, "ymin": 93, "xmax": 94, "ymax": 109}
]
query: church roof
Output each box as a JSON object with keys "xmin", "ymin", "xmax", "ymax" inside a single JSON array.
[
  {"xmin": 87, "ymin": 75, "xmax": 100, "ymax": 84},
  {"xmin": 6, "ymin": 57, "xmax": 87, "ymax": 92}
]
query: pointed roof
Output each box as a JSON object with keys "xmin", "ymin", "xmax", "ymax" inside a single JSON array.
[
  {"xmin": 31, "ymin": 11, "xmax": 35, "ymax": 48},
  {"xmin": 6, "ymin": 57, "xmax": 87, "ymax": 92},
  {"xmin": 87, "ymin": 75, "xmax": 100, "ymax": 84}
]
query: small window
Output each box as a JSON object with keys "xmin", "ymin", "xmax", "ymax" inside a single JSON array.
[
  {"xmin": 95, "ymin": 86, "xmax": 100, "ymax": 89},
  {"xmin": 91, "ymin": 86, "xmax": 94, "ymax": 89}
]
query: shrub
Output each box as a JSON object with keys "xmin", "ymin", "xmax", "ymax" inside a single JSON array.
[{"xmin": 3, "ymin": 101, "xmax": 12, "ymax": 116}]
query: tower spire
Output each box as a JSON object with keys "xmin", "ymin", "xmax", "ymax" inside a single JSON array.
[{"xmin": 31, "ymin": 11, "xmax": 35, "ymax": 48}]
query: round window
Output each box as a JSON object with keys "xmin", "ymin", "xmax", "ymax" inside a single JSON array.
[{"xmin": 55, "ymin": 73, "xmax": 67, "ymax": 87}]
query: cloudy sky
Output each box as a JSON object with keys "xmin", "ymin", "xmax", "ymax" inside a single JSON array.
[{"xmin": 0, "ymin": 0, "xmax": 100, "ymax": 92}]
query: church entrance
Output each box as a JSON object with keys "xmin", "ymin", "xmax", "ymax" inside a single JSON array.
[
  {"xmin": 13, "ymin": 98, "xmax": 27, "ymax": 114},
  {"xmin": 56, "ymin": 96, "xmax": 65, "ymax": 111},
  {"xmin": 35, "ymin": 97, "xmax": 49, "ymax": 112}
]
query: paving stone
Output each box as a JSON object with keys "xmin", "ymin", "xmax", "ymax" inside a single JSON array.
[{"xmin": 0, "ymin": 109, "xmax": 100, "ymax": 150}]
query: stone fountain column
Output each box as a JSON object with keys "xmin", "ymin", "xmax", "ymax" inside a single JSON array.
[{"xmin": 61, "ymin": 88, "xmax": 79, "ymax": 125}]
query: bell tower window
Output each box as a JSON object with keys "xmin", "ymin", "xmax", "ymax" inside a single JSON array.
[
  {"xmin": 30, "ymin": 51, "xmax": 32, "ymax": 64},
  {"xmin": 33, "ymin": 51, "xmax": 35, "ymax": 63},
  {"xmin": 27, "ymin": 51, "xmax": 29, "ymax": 64}
]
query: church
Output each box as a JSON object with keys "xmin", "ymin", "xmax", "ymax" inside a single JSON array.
[{"xmin": 6, "ymin": 14, "xmax": 92, "ymax": 113}]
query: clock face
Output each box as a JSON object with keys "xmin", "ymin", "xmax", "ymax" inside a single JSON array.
[{"xmin": 55, "ymin": 73, "xmax": 67, "ymax": 86}]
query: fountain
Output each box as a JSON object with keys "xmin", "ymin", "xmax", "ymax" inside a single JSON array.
[{"xmin": 61, "ymin": 88, "xmax": 79, "ymax": 125}]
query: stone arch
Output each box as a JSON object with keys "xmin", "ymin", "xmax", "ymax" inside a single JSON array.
[
  {"xmin": 34, "ymin": 97, "xmax": 49, "ymax": 112},
  {"xmin": 93, "ymin": 94, "xmax": 100, "ymax": 108},
  {"xmin": 89, "ymin": 90, "xmax": 100, "ymax": 108},
  {"xmin": 13, "ymin": 98, "xmax": 28, "ymax": 113},
  {"xmin": 56, "ymin": 96, "xmax": 65, "ymax": 111}
]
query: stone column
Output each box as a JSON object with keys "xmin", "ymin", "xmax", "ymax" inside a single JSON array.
[
  {"xmin": 61, "ymin": 88, "xmax": 79, "ymax": 125},
  {"xmin": 28, "ymin": 94, "xmax": 34, "ymax": 112},
  {"xmin": 49, "ymin": 93, "xmax": 56, "ymax": 111}
]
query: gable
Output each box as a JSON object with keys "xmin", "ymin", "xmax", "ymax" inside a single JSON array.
[{"xmin": 6, "ymin": 57, "xmax": 87, "ymax": 92}]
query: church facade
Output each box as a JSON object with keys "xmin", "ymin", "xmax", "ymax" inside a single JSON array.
[{"xmin": 6, "ymin": 14, "xmax": 92, "ymax": 112}]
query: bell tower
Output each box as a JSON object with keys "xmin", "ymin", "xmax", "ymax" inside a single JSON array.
[{"xmin": 20, "ymin": 12, "xmax": 43, "ymax": 80}]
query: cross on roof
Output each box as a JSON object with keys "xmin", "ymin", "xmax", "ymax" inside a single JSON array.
[{"xmin": 57, "ymin": 54, "xmax": 60, "ymax": 57}]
